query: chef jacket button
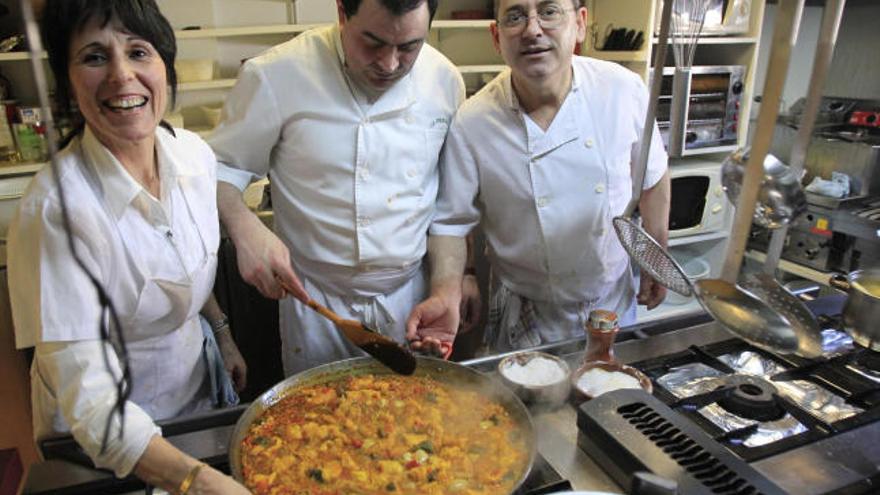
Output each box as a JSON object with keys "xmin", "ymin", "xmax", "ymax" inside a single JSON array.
[
  {"xmin": 595, "ymin": 184, "xmax": 605, "ymax": 193},
  {"xmin": 531, "ymin": 156, "xmax": 540, "ymax": 164},
  {"xmin": 585, "ymin": 138, "xmax": 594, "ymax": 148},
  {"xmin": 536, "ymin": 196, "xmax": 548, "ymax": 207},
  {"xmin": 360, "ymin": 168, "xmax": 371, "ymax": 180},
  {"xmin": 599, "ymin": 228, "xmax": 606, "ymax": 236},
  {"xmin": 406, "ymin": 168, "xmax": 417, "ymax": 178},
  {"xmin": 405, "ymin": 114, "xmax": 414, "ymax": 124},
  {"xmin": 358, "ymin": 217, "xmax": 371, "ymax": 227}
]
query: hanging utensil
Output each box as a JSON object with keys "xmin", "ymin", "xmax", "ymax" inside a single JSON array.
[
  {"xmin": 668, "ymin": 0, "xmax": 711, "ymax": 157},
  {"xmin": 614, "ymin": 0, "xmax": 694, "ymax": 298},
  {"xmin": 694, "ymin": 0, "xmax": 807, "ymax": 356},
  {"xmin": 277, "ymin": 280, "xmax": 417, "ymax": 375},
  {"xmin": 729, "ymin": 0, "xmax": 847, "ymax": 359},
  {"xmin": 720, "ymin": 149, "xmax": 807, "ymax": 229}
]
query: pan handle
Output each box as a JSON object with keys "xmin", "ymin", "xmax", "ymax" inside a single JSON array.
[{"xmin": 829, "ymin": 273, "xmax": 850, "ymax": 292}]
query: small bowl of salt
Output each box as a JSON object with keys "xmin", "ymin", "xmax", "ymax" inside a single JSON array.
[
  {"xmin": 571, "ymin": 361, "xmax": 652, "ymax": 402},
  {"xmin": 498, "ymin": 352, "xmax": 571, "ymax": 406}
]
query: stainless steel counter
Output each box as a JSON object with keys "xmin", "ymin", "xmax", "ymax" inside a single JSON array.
[{"xmin": 461, "ymin": 315, "xmax": 731, "ymax": 493}]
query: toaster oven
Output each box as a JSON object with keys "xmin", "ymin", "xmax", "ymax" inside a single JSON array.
[{"xmin": 651, "ymin": 65, "xmax": 746, "ymax": 157}]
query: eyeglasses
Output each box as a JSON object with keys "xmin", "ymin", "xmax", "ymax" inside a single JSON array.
[{"xmin": 498, "ymin": 3, "xmax": 574, "ymax": 32}]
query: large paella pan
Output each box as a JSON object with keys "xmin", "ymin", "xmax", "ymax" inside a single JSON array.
[{"xmin": 229, "ymin": 356, "xmax": 536, "ymax": 494}]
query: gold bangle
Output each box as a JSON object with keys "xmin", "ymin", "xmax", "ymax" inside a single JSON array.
[{"xmin": 178, "ymin": 462, "xmax": 205, "ymax": 495}]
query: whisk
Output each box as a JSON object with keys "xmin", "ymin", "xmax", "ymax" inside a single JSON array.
[{"xmin": 668, "ymin": 0, "xmax": 711, "ymax": 157}]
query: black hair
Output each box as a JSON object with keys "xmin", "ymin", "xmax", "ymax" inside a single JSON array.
[
  {"xmin": 42, "ymin": 0, "xmax": 177, "ymax": 139},
  {"xmin": 340, "ymin": 0, "xmax": 438, "ymax": 21}
]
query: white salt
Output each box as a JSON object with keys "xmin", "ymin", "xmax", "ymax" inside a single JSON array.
[
  {"xmin": 577, "ymin": 367, "xmax": 643, "ymax": 397},
  {"xmin": 502, "ymin": 356, "xmax": 567, "ymax": 386}
]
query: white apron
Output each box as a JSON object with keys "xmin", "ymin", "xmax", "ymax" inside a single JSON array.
[
  {"xmin": 32, "ymin": 147, "xmax": 219, "ymax": 432},
  {"xmin": 484, "ymin": 86, "xmax": 638, "ymax": 352}
]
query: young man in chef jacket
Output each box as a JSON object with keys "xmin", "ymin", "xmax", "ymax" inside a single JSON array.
[
  {"xmin": 209, "ymin": 0, "xmax": 476, "ymax": 374},
  {"xmin": 406, "ymin": 0, "xmax": 671, "ymax": 353}
]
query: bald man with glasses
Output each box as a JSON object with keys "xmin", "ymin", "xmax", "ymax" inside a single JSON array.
[{"xmin": 405, "ymin": 0, "xmax": 670, "ymax": 354}]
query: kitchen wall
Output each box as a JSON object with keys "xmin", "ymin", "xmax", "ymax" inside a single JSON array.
[{"xmin": 753, "ymin": 0, "xmax": 880, "ymax": 117}]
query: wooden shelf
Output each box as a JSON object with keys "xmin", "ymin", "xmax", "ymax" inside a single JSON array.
[
  {"xmin": 458, "ymin": 64, "xmax": 505, "ymax": 74},
  {"xmin": 175, "ymin": 24, "xmax": 321, "ymax": 39},
  {"xmin": 178, "ymin": 79, "xmax": 237, "ymax": 91},
  {"xmin": 176, "ymin": 66, "xmax": 503, "ymax": 93},
  {"xmin": 174, "ymin": 20, "xmax": 491, "ymax": 40},
  {"xmin": 0, "ymin": 162, "xmax": 45, "ymax": 177},
  {"xmin": 744, "ymin": 249, "xmax": 833, "ymax": 286},
  {"xmin": 0, "ymin": 51, "xmax": 46, "ymax": 61},
  {"xmin": 652, "ymin": 36, "xmax": 759, "ymax": 45},
  {"xmin": 431, "ymin": 20, "xmax": 493, "ymax": 29},
  {"xmin": 585, "ymin": 50, "xmax": 647, "ymax": 63},
  {"xmin": 669, "ymin": 230, "xmax": 730, "ymax": 247}
]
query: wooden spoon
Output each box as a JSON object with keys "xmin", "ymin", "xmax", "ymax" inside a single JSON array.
[{"xmin": 277, "ymin": 278, "xmax": 416, "ymax": 374}]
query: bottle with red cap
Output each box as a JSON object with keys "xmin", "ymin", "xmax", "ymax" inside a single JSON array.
[{"xmin": 583, "ymin": 309, "xmax": 620, "ymax": 364}]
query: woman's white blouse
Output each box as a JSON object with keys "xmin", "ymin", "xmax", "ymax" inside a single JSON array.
[{"xmin": 8, "ymin": 126, "xmax": 219, "ymax": 476}]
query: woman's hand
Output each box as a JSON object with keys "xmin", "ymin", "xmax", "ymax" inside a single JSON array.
[
  {"xmin": 215, "ymin": 329, "xmax": 247, "ymax": 393},
  {"xmin": 192, "ymin": 464, "xmax": 252, "ymax": 494}
]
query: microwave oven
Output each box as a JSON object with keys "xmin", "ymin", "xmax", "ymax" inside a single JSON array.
[
  {"xmin": 651, "ymin": 65, "xmax": 746, "ymax": 157},
  {"xmin": 668, "ymin": 159, "xmax": 730, "ymax": 239},
  {"xmin": 655, "ymin": 0, "xmax": 752, "ymax": 37}
]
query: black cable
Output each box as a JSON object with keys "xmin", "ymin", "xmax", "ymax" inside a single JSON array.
[{"xmin": 20, "ymin": 0, "xmax": 133, "ymax": 455}]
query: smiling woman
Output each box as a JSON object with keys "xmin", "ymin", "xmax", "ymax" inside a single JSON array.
[{"xmin": 7, "ymin": 1, "xmax": 248, "ymax": 494}]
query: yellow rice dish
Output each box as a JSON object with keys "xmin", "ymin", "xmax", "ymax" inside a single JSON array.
[{"xmin": 240, "ymin": 374, "xmax": 530, "ymax": 494}]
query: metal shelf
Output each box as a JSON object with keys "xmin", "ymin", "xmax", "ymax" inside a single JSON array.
[{"xmin": 744, "ymin": 249, "xmax": 834, "ymax": 285}]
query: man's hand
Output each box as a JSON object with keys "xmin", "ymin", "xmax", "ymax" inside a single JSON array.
[
  {"xmin": 459, "ymin": 274, "xmax": 481, "ymax": 333},
  {"xmin": 218, "ymin": 181, "xmax": 308, "ymax": 302},
  {"xmin": 215, "ymin": 329, "xmax": 247, "ymax": 393},
  {"xmin": 235, "ymin": 219, "xmax": 307, "ymax": 301},
  {"xmin": 406, "ymin": 289, "xmax": 461, "ymax": 358},
  {"xmin": 637, "ymin": 270, "xmax": 667, "ymax": 310}
]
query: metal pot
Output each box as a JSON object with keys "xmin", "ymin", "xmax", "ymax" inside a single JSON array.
[
  {"xmin": 228, "ymin": 356, "xmax": 537, "ymax": 493},
  {"xmin": 829, "ymin": 269, "xmax": 880, "ymax": 351}
]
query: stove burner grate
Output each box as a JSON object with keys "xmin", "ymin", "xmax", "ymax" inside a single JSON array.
[{"xmin": 716, "ymin": 376, "xmax": 785, "ymax": 422}]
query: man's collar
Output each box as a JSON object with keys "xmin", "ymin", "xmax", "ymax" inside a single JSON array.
[{"xmin": 504, "ymin": 61, "xmax": 581, "ymax": 112}]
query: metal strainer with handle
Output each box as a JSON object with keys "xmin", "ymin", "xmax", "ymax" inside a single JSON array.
[
  {"xmin": 613, "ymin": 0, "xmax": 693, "ymax": 298},
  {"xmin": 693, "ymin": 0, "xmax": 822, "ymax": 357}
]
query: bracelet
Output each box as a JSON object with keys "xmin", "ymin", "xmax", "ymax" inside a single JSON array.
[
  {"xmin": 464, "ymin": 267, "xmax": 477, "ymax": 276},
  {"xmin": 210, "ymin": 315, "xmax": 230, "ymax": 336},
  {"xmin": 178, "ymin": 462, "xmax": 205, "ymax": 495}
]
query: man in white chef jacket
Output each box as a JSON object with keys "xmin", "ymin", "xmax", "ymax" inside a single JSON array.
[
  {"xmin": 406, "ymin": 0, "xmax": 671, "ymax": 353},
  {"xmin": 208, "ymin": 0, "xmax": 466, "ymax": 374}
]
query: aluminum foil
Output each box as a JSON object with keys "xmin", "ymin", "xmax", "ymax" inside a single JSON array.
[
  {"xmin": 656, "ymin": 350, "xmax": 863, "ymax": 448},
  {"xmin": 657, "ymin": 363, "xmax": 807, "ymax": 447},
  {"xmin": 718, "ymin": 352, "xmax": 862, "ymax": 425},
  {"xmin": 821, "ymin": 329, "xmax": 854, "ymax": 356},
  {"xmin": 656, "ymin": 363, "xmax": 725, "ymax": 399}
]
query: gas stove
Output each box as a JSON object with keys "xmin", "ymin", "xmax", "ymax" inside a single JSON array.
[{"xmin": 577, "ymin": 310, "xmax": 880, "ymax": 495}]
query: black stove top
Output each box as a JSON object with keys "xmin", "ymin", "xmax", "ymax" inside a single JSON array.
[{"xmin": 577, "ymin": 306, "xmax": 880, "ymax": 495}]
